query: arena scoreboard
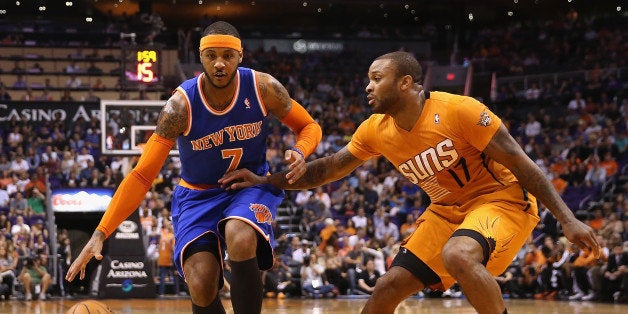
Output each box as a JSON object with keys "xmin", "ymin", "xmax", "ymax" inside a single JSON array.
[{"xmin": 121, "ymin": 47, "xmax": 161, "ymax": 85}]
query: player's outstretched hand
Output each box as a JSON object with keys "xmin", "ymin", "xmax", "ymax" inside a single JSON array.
[
  {"xmin": 66, "ymin": 231, "xmax": 105, "ymax": 281},
  {"xmin": 220, "ymin": 168, "xmax": 266, "ymax": 190},
  {"xmin": 284, "ymin": 149, "xmax": 306, "ymax": 184},
  {"xmin": 562, "ymin": 218, "xmax": 601, "ymax": 258}
]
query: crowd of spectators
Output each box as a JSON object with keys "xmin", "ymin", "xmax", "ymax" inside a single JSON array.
[
  {"xmin": 0, "ymin": 5, "xmax": 625, "ymax": 305},
  {"xmin": 465, "ymin": 8, "xmax": 626, "ymax": 76}
]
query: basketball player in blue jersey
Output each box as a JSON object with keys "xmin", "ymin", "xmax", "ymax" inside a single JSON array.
[{"xmin": 66, "ymin": 21, "xmax": 322, "ymax": 314}]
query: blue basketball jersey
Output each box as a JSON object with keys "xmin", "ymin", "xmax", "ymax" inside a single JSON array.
[{"xmin": 175, "ymin": 67, "xmax": 269, "ymax": 185}]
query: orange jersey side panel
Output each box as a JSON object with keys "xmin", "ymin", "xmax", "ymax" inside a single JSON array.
[{"xmin": 348, "ymin": 92, "xmax": 518, "ymax": 210}]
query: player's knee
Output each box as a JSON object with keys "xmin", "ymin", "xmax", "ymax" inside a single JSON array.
[
  {"xmin": 372, "ymin": 273, "xmax": 395, "ymax": 295},
  {"xmin": 224, "ymin": 220, "xmax": 257, "ymax": 260},
  {"xmin": 186, "ymin": 271, "xmax": 219, "ymax": 305},
  {"xmin": 184, "ymin": 254, "xmax": 220, "ymax": 303},
  {"xmin": 441, "ymin": 240, "xmax": 481, "ymax": 273}
]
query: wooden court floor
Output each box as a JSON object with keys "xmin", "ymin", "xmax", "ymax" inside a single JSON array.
[{"xmin": 0, "ymin": 297, "xmax": 625, "ymax": 314}]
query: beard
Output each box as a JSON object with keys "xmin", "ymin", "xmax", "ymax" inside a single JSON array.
[
  {"xmin": 372, "ymin": 100, "xmax": 385, "ymax": 114},
  {"xmin": 203, "ymin": 69, "xmax": 238, "ymax": 89},
  {"xmin": 371, "ymin": 93, "xmax": 399, "ymax": 114}
]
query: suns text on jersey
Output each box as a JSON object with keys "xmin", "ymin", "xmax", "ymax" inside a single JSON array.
[
  {"xmin": 397, "ymin": 138, "xmax": 459, "ymax": 184},
  {"xmin": 189, "ymin": 121, "xmax": 263, "ymax": 151}
]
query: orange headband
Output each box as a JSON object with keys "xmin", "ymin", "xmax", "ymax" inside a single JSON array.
[{"xmin": 199, "ymin": 34, "xmax": 242, "ymax": 52}]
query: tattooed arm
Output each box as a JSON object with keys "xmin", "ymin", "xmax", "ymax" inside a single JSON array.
[
  {"xmin": 254, "ymin": 71, "xmax": 322, "ymax": 182},
  {"xmin": 255, "ymin": 72, "xmax": 292, "ymax": 118},
  {"xmin": 220, "ymin": 147, "xmax": 364, "ymax": 190},
  {"xmin": 155, "ymin": 92, "xmax": 189, "ymax": 140},
  {"xmin": 484, "ymin": 124, "xmax": 599, "ymax": 254}
]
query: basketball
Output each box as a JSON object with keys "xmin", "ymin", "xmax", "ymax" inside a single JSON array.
[{"xmin": 66, "ymin": 300, "xmax": 114, "ymax": 314}]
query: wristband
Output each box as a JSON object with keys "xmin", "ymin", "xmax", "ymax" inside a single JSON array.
[{"xmin": 289, "ymin": 147, "xmax": 305, "ymax": 159}]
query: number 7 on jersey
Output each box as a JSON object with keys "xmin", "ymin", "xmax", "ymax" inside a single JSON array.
[{"xmin": 222, "ymin": 148, "xmax": 243, "ymax": 173}]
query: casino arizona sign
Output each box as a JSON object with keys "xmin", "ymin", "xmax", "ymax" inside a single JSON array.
[
  {"xmin": 0, "ymin": 101, "xmax": 100, "ymax": 126},
  {"xmin": 107, "ymin": 260, "xmax": 148, "ymax": 279}
]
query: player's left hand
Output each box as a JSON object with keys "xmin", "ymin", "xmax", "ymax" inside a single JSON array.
[
  {"xmin": 66, "ymin": 231, "xmax": 105, "ymax": 281},
  {"xmin": 561, "ymin": 218, "xmax": 600, "ymax": 258},
  {"xmin": 219, "ymin": 168, "xmax": 265, "ymax": 190},
  {"xmin": 284, "ymin": 149, "xmax": 306, "ymax": 184}
]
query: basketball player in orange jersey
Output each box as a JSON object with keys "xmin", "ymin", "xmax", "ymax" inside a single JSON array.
[
  {"xmin": 66, "ymin": 21, "xmax": 321, "ymax": 314},
  {"xmin": 219, "ymin": 51, "xmax": 599, "ymax": 314}
]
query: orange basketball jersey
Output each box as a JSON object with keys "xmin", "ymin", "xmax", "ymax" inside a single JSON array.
[{"xmin": 348, "ymin": 92, "xmax": 518, "ymax": 218}]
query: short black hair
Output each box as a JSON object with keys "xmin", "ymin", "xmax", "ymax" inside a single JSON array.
[
  {"xmin": 202, "ymin": 21, "xmax": 240, "ymax": 38},
  {"xmin": 375, "ymin": 51, "xmax": 422, "ymax": 83}
]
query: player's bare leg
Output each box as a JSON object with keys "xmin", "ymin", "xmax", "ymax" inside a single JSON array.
[
  {"xmin": 361, "ymin": 266, "xmax": 425, "ymax": 314},
  {"xmin": 183, "ymin": 251, "xmax": 225, "ymax": 313},
  {"xmin": 442, "ymin": 236, "xmax": 506, "ymax": 314},
  {"xmin": 225, "ymin": 219, "xmax": 263, "ymax": 314}
]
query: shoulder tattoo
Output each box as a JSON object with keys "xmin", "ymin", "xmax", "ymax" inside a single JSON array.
[
  {"xmin": 258, "ymin": 81, "xmax": 268, "ymax": 99},
  {"xmin": 271, "ymin": 79, "xmax": 290, "ymax": 105},
  {"xmin": 258, "ymin": 73, "xmax": 290, "ymax": 108},
  {"xmin": 155, "ymin": 99, "xmax": 187, "ymax": 140}
]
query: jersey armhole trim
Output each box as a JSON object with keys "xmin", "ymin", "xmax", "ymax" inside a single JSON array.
[
  {"xmin": 252, "ymin": 70, "xmax": 268, "ymax": 117},
  {"xmin": 175, "ymin": 87, "xmax": 193, "ymax": 136}
]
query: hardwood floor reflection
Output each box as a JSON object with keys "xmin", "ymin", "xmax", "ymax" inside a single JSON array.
[{"xmin": 0, "ymin": 296, "xmax": 625, "ymax": 313}]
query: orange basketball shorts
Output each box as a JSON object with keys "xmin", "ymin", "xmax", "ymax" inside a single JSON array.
[{"xmin": 398, "ymin": 183, "xmax": 540, "ymax": 290}]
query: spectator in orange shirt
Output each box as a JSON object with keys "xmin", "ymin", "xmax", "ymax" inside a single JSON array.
[
  {"xmin": 338, "ymin": 117, "xmax": 356, "ymax": 134},
  {"xmin": 521, "ymin": 242, "xmax": 544, "ymax": 295},
  {"xmin": 599, "ymin": 151, "xmax": 618, "ymax": 177},
  {"xmin": 550, "ymin": 169, "xmax": 568, "ymax": 195},
  {"xmin": 24, "ymin": 172, "xmax": 46, "ymax": 195},
  {"xmin": 344, "ymin": 219, "xmax": 357, "ymax": 236},
  {"xmin": 550, "ymin": 159, "xmax": 567, "ymax": 176},
  {"xmin": 523, "ymin": 242, "xmax": 547, "ymax": 272},
  {"xmin": 569, "ymin": 243, "xmax": 607, "ymax": 300},
  {"xmin": 158, "ymin": 221, "xmax": 179, "ymax": 297},
  {"xmin": 139, "ymin": 207, "xmax": 156, "ymax": 234},
  {"xmin": 318, "ymin": 218, "xmax": 337, "ymax": 250},
  {"xmin": 0, "ymin": 170, "xmax": 12, "ymax": 189},
  {"xmin": 587, "ymin": 208, "xmax": 605, "ymax": 231}
]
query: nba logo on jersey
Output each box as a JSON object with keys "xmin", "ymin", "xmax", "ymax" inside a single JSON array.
[
  {"xmin": 249, "ymin": 203, "xmax": 272, "ymax": 224},
  {"xmin": 434, "ymin": 114, "xmax": 440, "ymax": 124},
  {"xmin": 244, "ymin": 98, "xmax": 251, "ymax": 109}
]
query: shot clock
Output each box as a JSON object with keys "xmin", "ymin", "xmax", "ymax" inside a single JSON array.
[{"xmin": 122, "ymin": 47, "xmax": 161, "ymax": 85}]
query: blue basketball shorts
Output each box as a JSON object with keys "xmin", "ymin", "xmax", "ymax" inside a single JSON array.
[{"xmin": 171, "ymin": 183, "xmax": 285, "ymax": 280}]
